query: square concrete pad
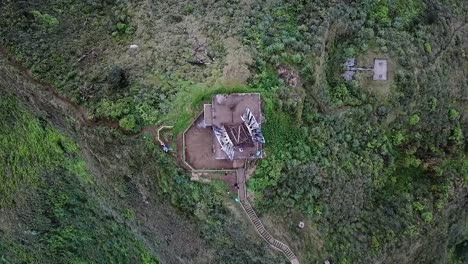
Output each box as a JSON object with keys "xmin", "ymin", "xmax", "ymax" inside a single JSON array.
[{"xmin": 373, "ymin": 59, "xmax": 388, "ymax": 81}]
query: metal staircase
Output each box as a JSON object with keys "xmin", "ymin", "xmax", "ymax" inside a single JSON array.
[{"xmin": 240, "ymin": 199, "xmax": 299, "ymax": 264}]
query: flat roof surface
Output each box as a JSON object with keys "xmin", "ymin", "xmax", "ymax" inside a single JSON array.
[
  {"xmin": 211, "ymin": 93, "xmax": 262, "ymax": 126},
  {"xmin": 373, "ymin": 59, "xmax": 388, "ymax": 81}
]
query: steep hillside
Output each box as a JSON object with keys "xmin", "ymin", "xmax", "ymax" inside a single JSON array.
[
  {"xmin": 0, "ymin": 52, "xmax": 282, "ymax": 263},
  {"xmin": 1, "ymin": 0, "xmax": 467, "ymax": 263}
]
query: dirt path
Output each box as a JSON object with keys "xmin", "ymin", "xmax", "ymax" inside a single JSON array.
[
  {"xmin": 1, "ymin": 46, "xmax": 217, "ymax": 264},
  {"xmin": 0, "ymin": 47, "xmax": 175, "ymax": 153},
  {"xmin": 309, "ymin": 22, "xmax": 331, "ymax": 114},
  {"xmin": 431, "ymin": 22, "xmax": 467, "ymax": 64},
  {"xmin": 310, "ymin": 20, "xmax": 346, "ymax": 115}
]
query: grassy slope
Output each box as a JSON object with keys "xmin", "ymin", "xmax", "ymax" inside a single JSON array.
[
  {"xmin": 0, "ymin": 2, "xmax": 285, "ymax": 260},
  {"xmin": 0, "ymin": 94, "xmax": 159, "ymax": 264}
]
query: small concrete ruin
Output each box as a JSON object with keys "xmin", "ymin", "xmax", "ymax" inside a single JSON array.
[
  {"xmin": 342, "ymin": 58, "xmax": 357, "ymax": 81},
  {"xmin": 342, "ymin": 58, "xmax": 388, "ymax": 81}
]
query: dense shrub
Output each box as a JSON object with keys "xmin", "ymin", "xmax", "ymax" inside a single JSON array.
[{"xmin": 108, "ymin": 65, "xmax": 128, "ymax": 90}]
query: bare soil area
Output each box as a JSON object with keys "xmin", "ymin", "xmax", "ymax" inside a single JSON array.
[{"xmin": 222, "ymin": 37, "xmax": 253, "ymax": 85}]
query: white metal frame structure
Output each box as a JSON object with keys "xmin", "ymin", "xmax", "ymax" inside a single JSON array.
[
  {"xmin": 241, "ymin": 108, "xmax": 265, "ymax": 144},
  {"xmin": 212, "ymin": 125, "xmax": 235, "ymax": 160}
]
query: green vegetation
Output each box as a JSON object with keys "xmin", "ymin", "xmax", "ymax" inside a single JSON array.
[
  {"xmin": 119, "ymin": 114, "xmax": 138, "ymax": 132},
  {"xmin": 368, "ymin": 0, "xmax": 392, "ymax": 27},
  {"xmin": 242, "ymin": 1, "xmax": 467, "ymax": 263},
  {"xmin": 0, "ymin": 95, "xmax": 159, "ymax": 263},
  {"xmin": 450, "ymin": 124, "xmax": 464, "ymax": 145},
  {"xmin": 449, "ymin": 108, "xmax": 459, "ymax": 121},
  {"xmin": 0, "ymin": 96, "xmax": 86, "ymax": 206},
  {"xmin": 183, "ymin": 4, "xmax": 194, "ymax": 15},
  {"xmin": 430, "ymin": 97, "xmax": 438, "ymax": 112},
  {"xmin": 31, "ymin": 10, "xmax": 59, "ymax": 30},
  {"xmin": 111, "ymin": 7, "xmax": 135, "ymax": 40},
  {"xmin": 0, "ymin": 0, "xmax": 467, "ymax": 263},
  {"xmin": 367, "ymin": 0, "xmax": 425, "ymax": 29},
  {"xmin": 424, "ymin": 42, "xmax": 432, "ymax": 54},
  {"xmin": 408, "ymin": 114, "xmax": 420, "ymax": 125}
]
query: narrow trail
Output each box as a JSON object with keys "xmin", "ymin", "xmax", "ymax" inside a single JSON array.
[
  {"xmin": 0, "ymin": 47, "xmax": 171, "ymax": 151},
  {"xmin": 310, "ymin": 21, "xmax": 330, "ymax": 114},
  {"xmin": 431, "ymin": 21, "xmax": 467, "ymax": 64}
]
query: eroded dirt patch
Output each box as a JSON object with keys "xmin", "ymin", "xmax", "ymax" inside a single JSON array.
[
  {"xmin": 277, "ymin": 65, "xmax": 301, "ymax": 87},
  {"xmin": 222, "ymin": 37, "xmax": 253, "ymax": 85}
]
